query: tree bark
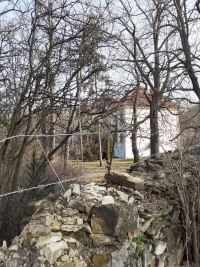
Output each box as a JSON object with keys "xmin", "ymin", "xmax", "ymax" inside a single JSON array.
[
  {"xmin": 98, "ymin": 123, "xmax": 103, "ymax": 166},
  {"xmin": 150, "ymin": 97, "xmax": 160, "ymax": 157},
  {"xmin": 132, "ymin": 130, "xmax": 140, "ymax": 163},
  {"xmin": 189, "ymin": 201, "xmax": 199, "ymax": 266},
  {"xmin": 132, "ymin": 87, "xmax": 140, "ymax": 163}
]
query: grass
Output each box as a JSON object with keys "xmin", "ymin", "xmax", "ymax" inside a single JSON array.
[
  {"xmin": 132, "ymin": 234, "xmax": 153, "ymax": 255},
  {"xmin": 69, "ymin": 158, "xmax": 134, "ymax": 182},
  {"xmin": 71, "ymin": 158, "xmax": 134, "ymax": 167}
]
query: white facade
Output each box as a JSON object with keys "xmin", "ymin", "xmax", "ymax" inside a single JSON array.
[{"xmin": 113, "ymin": 105, "xmax": 179, "ymax": 159}]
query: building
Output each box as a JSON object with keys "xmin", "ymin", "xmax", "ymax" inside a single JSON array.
[{"xmin": 112, "ymin": 89, "xmax": 180, "ymax": 158}]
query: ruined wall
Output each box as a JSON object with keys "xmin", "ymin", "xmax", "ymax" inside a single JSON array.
[{"xmin": 0, "ymin": 168, "xmax": 183, "ymax": 267}]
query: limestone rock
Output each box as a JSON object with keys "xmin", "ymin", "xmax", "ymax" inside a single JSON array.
[
  {"xmin": 38, "ymin": 256, "xmax": 46, "ymax": 263},
  {"xmin": 0, "ymin": 251, "xmax": 5, "ymax": 262},
  {"xmin": 63, "ymin": 189, "xmax": 72, "ymax": 201},
  {"xmin": 8, "ymin": 244, "xmax": 18, "ymax": 252},
  {"xmin": 153, "ymin": 240, "xmax": 167, "ymax": 256},
  {"xmin": 142, "ymin": 249, "xmax": 154, "ymax": 267},
  {"xmin": 69, "ymin": 248, "xmax": 78, "ymax": 258},
  {"xmin": 92, "ymin": 253, "xmax": 111, "ymax": 267},
  {"xmin": 35, "ymin": 232, "xmax": 63, "ymax": 247},
  {"xmin": 90, "ymin": 204, "xmax": 138, "ymax": 236},
  {"xmin": 68, "ymin": 196, "xmax": 82, "ymax": 208},
  {"xmin": 62, "ymin": 208, "xmax": 79, "ymax": 217},
  {"xmin": 81, "ymin": 191, "xmax": 102, "ymax": 202},
  {"xmin": 90, "ymin": 234, "xmax": 116, "ymax": 246},
  {"xmin": 111, "ymin": 246, "xmax": 129, "ymax": 267},
  {"xmin": 72, "ymin": 184, "xmax": 81, "ymax": 195},
  {"xmin": 44, "ymin": 240, "xmax": 68, "ymax": 264},
  {"xmin": 1, "ymin": 240, "xmax": 7, "ymax": 252},
  {"xmin": 102, "ymin": 195, "xmax": 114, "ymax": 205},
  {"xmin": 2, "ymin": 175, "xmax": 184, "ymax": 267},
  {"xmin": 61, "ymin": 224, "xmax": 82, "ymax": 232},
  {"xmin": 116, "ymin": 191, "xmax": 129, "ymax": 203},
  {"xmin": 28, "ymin": 224, "xmax": 51, "ymax": 238},
  {"xmin": 105, "ymin": 171, "xmax": 144, "ymax": 190},
  {"xmin": 128, "ymin": 196, "xmax": 134, "ymax": 204}
]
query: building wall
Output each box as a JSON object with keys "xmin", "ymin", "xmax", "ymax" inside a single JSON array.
[{"xmin": 113, "ymin": 106, "xmax": 179, "ymax": 159}]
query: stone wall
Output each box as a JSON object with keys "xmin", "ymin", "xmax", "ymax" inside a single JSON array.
[{"xmin": 0, "ymin": 168, "xmax": 183, "ymax": 267}]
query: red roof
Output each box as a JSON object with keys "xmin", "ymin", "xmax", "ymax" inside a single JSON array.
[{"xmin": 118, "ymin": 88, "xmax": 178, "ymax": 109}]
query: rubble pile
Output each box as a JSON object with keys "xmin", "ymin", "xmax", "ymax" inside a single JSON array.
[{"xmin": 0, "ymin": 157, "xmax": 185, "ymax": 267}]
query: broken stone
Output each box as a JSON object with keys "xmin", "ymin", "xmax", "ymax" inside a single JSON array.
[
  {"xmin": 61, "ymin": 224, "xmax": 82, "ymax": 232},
  {"xmin": 92, "ymin": 253, "xmax": 111, "ymax": 267},
  {"xmin": 12, "ymin": 253, "xmax": 20, "ymax": 259},
  {"xmin": 105, "ymin": 171, "xmax": 144, "ymax": 190},
  {"xmin": 90, "ymin": 234, "xmax": 116, "ymax": 246},
  {"xmin": 69, "ymin": 248, "xmax": 78, "ymax": 258},
  {"xmin": 141, "ymin": 218, "xmax": 154, "ymax": 232},
  {"xmin": 101, "ymin": 195, "xmax": 114, "ymax": 205},
  {"xmin": 1, "ymin": 240, "xmax": 7, "ymax": 252},
  {"xmin": 90, "ymin": 204, "xmax": 138, "ymax": 236},
  {"xmin": 142, "ymin": 249, "xmax": 154, "ymax": 267},
  {"xmin": 2, "ymin": 166, "xmax": 184, "ymax": 267},
  {"xmin": 111, "ymin": 247, "xmax": 129, "ymax": 267},
  {"xmin": 133, "ymin": 190, "xmax": 145, "ymax": 200},
  {"xmin": 61, "ymin": 254, "xmax": 69, "ymax": 262},
  {"xmin": 38, "ymin": 256, "xmax": 46, "ymax": 263},
  {"xmin": 28, "ymin": 224, "xmax": 51, "ymax": 238},
  {"xmin": 62, "ymin": 208, "xmax": 79, "ymax": 217},
  {"xmin": 153, "ymin": 240, "xmax": 167, "ymax": 256},
  {"xmin": 8, "ymin": 244, "xmax": 18, "ymax": 252},
  {"xmin": 145, "ymin": 219, "xmax": 164, "ymax": 237},
  {"xmin": 35, "ymin": 233, "xmax": 63, "ymax": 247},
  {"xmin": 116, "ymin": 191, "xmax": 129, "ymax": 203},
  {"xmin": 44, "ymin": 241, "xmax": 68, "ymax": 264},
  {"xmin": 72, "ymin": 184, "xmax": 81, "ymax": 195},
  {"xmin": 0, "ymin": 251, "xmax": 5, "ymax": 262},
  {"xmin": 63, "ymin": 237, "xmax": 77, "ymax": 243},
  {"xmin": 68, "ymin": 196, "xmax": 82, "ymax": 208},
  {"xmin": 128, "ymin": 196, "xmax": 134, "ymax": 204},
  {"xmin": 63, "ymin": 189, "xmax": 72, "ymax": 201},
  {"xmin": 30, "ymin": 238, "xmax": 37, "ymax": 246},
  {"xmin": 82, "ymin": 192, "xmax": 102, "ymax": 202},
  {"xmin": 61, "ymin": 217, "xmax": 77, "ymax": 225}
]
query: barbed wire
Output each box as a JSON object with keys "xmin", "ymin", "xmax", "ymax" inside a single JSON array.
[
  {"xmin": 0, "ymin": 165, "xmax": 106, "ymax": 199},
  {"xmin": 0, "ymin": 129, "xmax": 198, "ymax": 199},
  {"xmin": 37, "ymin": 137, "xmax": 66, "ymax": 192},
  {"xmin": 0, "ymin": 128, "xmax": 197, "ymax": 145},
  {"xmin": 0, "ymin": 149, "xmax": 180, "ymax": 199}
]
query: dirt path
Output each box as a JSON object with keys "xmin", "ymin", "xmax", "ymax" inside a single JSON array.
[{"xmin": 81, "ymin": 162, "xmax": 132, "ymax": 183}]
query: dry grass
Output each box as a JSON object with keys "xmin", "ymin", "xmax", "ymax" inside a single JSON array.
[{"xmin": 68, "ymin": 158, "xmax": 134, "ymax": 183}]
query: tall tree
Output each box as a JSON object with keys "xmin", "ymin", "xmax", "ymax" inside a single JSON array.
[
  {"xmin": 173, "ymin": 0, "xmax": 200, "ymax": 100},
  {"xmin": 0, "ymin": 0, "xmax": 107, "ymax": 244},
  {"xmin": 110, "ymin": 0, "xmax": 178, "ymax": 157}
]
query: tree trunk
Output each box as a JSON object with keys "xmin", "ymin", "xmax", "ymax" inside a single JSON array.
[
  {"xmin": 150, "ymin": 98, "xmax": 160, "ymax": 157},
  {"xmin": 64, "ymin": 136, "xmax": 70, "ymax": 173},
  {"xmin": 132, "ymin": 130, "xmax": 139, "ymax": 163},
  {"xmin": 132, "ymin": 87, "xmax": 140, "ymax": 163},
  {"xmin": 189, "ymin": 201, "xmax": 199, "ymax": 266},
  {"xmin": 98, "ymin": 123, "xmax": 103, "ymax": 166}
]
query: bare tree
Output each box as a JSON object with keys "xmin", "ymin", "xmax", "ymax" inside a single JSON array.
[
  {"xmin": 173, "ymin": 0, "xmax": 200, "ymax": 100},
  {"xmin": 109, "ymin": 0, "xmax": 178, "ymax": 157},
  {"xmin": 0, "ymin": 0, "xmax": 108, "ymax": 244}
]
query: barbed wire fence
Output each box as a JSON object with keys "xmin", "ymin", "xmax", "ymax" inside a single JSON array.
[{"xmin": 0, "ymin": 128, "xmax": 198, "ymax": 200}]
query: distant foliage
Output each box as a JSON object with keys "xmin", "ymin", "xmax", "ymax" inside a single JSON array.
[{"xmin": 26, "ymin": 150, "xmax": 54, "ymax": 199}]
